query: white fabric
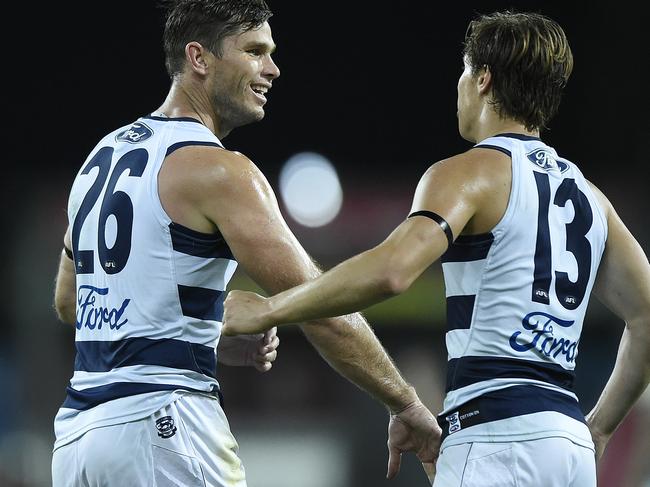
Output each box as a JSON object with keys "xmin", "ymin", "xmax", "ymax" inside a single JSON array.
[
  {"xmin": 52, "ymin": 393, "xmax": 246, "ymax": 487},
  {"xmin": 173, "ymin": 255, "xmax": 238, "ymax": 291},
  {"xmin": 442, "ymin": 260, "xmax": 487, "ymax": 297},
  {"xmin": 446, "ymin": 329, "xmax": 471, "ymax": 360},
  {"xmin": 433, "ymin": 437, "xmax": 596, "ymax": 487}
]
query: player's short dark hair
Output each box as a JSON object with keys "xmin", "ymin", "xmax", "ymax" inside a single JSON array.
[
  {"xmin": 463, "ymin": 11, "xmax": 573, "ymax": 131},
  {"xmin": 161, "ymin": 0, "xmax": 273, "ymax": 78}
]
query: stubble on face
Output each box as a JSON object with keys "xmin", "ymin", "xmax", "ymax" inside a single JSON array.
[{"xmin": 210, "ymin": 22, "xmax": 277, "ymax": 132}]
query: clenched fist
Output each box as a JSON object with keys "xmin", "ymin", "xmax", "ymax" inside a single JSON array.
[{"xmin": 222, "ymin": 290, "xmax": 276, "ymax": 336}]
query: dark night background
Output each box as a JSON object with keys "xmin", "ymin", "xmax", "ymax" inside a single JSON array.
[{"xmin": 3, "ymin": 1, "xmax": 649, "ymax": 486}]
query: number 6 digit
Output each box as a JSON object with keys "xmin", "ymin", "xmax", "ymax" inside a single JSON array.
[{"xmin": 98, "ymin": 149, "xmax": 148, "ymax": 274}]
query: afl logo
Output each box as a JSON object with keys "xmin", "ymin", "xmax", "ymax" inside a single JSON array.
[
  {"xmin": 155, "ymin": 416, "xmax": 177, "ymax": 439},
  {"xmin": 116, "ymin": 122, "xmax": 153, "ymax": 144},
  {"xmin": 527, "ymin": 148, "xmax": 568, "ymax": 173}
]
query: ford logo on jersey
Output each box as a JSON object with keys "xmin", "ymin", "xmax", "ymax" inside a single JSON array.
[
  {"xmin": 76, "ymin": 285, "xmax": 131, "ymax": 330},
  {"xmin": 116, "ymin": 122, "xmax": 153, "ymax": 144},
  {"xmin": 527, "ymin": 148, "xmax": 569, "ymax": 173},
  {"xmin": 509, "ymin": 311, "xmax": 578, "ymax": 363}
]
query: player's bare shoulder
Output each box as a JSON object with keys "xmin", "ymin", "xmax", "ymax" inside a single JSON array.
[
  {"xmin": 158, "ymin": 144, "xmax": 274, "ymax": 232},
  {"xmin": 424, "ymin": 144, "xmax": 509, "ymax": 176},
  {"xmin": 160, "ymin": 144, "xmax": 270, "ymax": 202},
  {"xmin": 414, "ymin": 147, "xmax": 512, "ymax": 235},
  {"xmin": 464, "ymin": 145, "xmax": 511, "ymax": 188},
  {"xmin": 420, "ymin": 146, "xmax": 511, "ymax": 200},
  {"xmin": 164, "ymin": 144, "xmax": 256, "ymax": 184}
]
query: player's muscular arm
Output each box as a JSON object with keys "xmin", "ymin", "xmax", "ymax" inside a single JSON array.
[
  {"xmin": 245, "ymin": 150, "xmax": 508, "ymax": 326},
  {"xmin": 54, "ymin": 227, "xmax": 76, "ymax": 325},
  {"xmin": 214, "ymin": 150, "xmax": 508, "ymax": 477},
  {"xmin": 182, "ymin": 147, "xmax": 419, "ymax": 412},
  {"xmin": 586, "ymin": 183, "xmax": 650, "ymax": 459}
]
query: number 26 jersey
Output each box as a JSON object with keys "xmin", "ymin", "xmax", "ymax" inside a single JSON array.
[{"xmin": 54, "ymin": 115, "xmax": 236, "ymax": 449}]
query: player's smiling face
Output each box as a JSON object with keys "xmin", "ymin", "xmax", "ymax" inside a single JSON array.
[{"xmin": 211, "ymin": 21, "xmax": 280, "ymax": 129}]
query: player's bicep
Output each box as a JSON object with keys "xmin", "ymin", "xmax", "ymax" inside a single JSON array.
[
  {"xmin": 204, "ymin": 161, "xmax": 319, "ymax": 295},
  {"xmin": 371, "ymin": 217, "xmax": 449, "ymax": 292},
  {"xmin": 370, "ymin": 163, "xmax": 481, "ymax": 289},
  {"xmin": 409, "ymin": 160, "xmax": 479, "ymax": 241}
]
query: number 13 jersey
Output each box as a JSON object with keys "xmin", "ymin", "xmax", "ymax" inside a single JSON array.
[
  {"xmin": 438, "ymin": 133, "xmax": 607, "ymax": 449},
  {"xmin": 54, "ymin": 115, "xmax": 237, "ymax": 450}
]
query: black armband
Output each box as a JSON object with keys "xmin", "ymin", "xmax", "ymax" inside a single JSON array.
[
  {"xmin": 63, "ymin": 245, "xmax": 74, "ymax": 260},
  {"xmin": 408, "ymin": 210, "xmax": 454, "ymax": 247}
]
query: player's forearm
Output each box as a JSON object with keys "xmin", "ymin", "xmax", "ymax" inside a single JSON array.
[
  {"xmin": 300, "ymin": 312, "xmax": 419, "ymax": 413},
  {"xmin": 587, "ymin": 322, "xmax": 650, "ymax": 437},
  {"xmin": 267, "ymin": 246, "xmax": 404, "ymax": 325}
]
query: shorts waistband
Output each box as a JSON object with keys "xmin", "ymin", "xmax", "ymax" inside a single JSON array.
[{"xmin": 437, "ymin": 385, "xmax": 585, "ymax": 442}]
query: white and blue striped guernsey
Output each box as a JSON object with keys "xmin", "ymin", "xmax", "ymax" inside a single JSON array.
[
  {"xmin": 54, "ymin": 115, "xmax": 237, "ymax": 449},
  {"xmin": 437, "ymin": 133, "xmax": 607, "ymax": 450}
]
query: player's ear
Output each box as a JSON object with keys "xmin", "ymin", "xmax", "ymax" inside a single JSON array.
[
  {"xmin": 185, "ymin": 42, "xmax": 210, "ymax": 75},
  {"xmin": 477, "ymin": 65, "xmax": 492, "ymax": 95}
]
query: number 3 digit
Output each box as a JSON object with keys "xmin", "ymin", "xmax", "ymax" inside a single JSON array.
[{"xmin": 532, "ymin": 173, "xmax": 593, "ymax": 310}]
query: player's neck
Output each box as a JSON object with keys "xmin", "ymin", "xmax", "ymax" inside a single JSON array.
[
  {"xmin": 474, "ymin": 114, "xmax": 539, "ymax": 143},
  {"xmin": 155, "ymin": 84, "xmax": 229, "ymax": 139}
]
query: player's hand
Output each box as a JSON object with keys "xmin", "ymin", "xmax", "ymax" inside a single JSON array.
[
  {"xmin": 250, "ymin": 327, "xmax": 279, "ymax": 372},
  {"xmin": 217, "ymin": 328, "xmax": 279, "ymax": 372},
  {"xmin": 222, "ymin": 290, "xmax": 274, "ymax": 336},
  {"xmin": 386, "ymin": 400, "xmax": 441, "ymax": 481}
]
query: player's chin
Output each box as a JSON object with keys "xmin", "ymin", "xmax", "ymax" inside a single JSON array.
[
  {"xmin": 231, "ymin": 103, "xmax": 266, "ymax": 129},
  {"xmin": 239, "ymin": 105, "xmax": 265, "ymax": 125},
  {"xmin": 250, "ymin": 105, "xmax": 266, "ymax": 121}
]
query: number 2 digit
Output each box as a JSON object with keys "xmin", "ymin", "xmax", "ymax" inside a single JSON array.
[{"xmin": 71, "ymin": 148, "xmax": 148, "ymax": 275}]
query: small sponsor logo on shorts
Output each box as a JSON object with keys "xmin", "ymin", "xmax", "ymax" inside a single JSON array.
[
  {"xmin": 156, "ymin": 416, "xmax": 177, "ymax": 439},
  {"xmin": 446, "ymin": 411, "xmax": 461, "ymax": 434}
]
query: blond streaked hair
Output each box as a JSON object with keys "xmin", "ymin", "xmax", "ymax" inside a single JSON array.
[{"xmin": 463, "ymin": 11, "xmax": 574, "ymax": 131}]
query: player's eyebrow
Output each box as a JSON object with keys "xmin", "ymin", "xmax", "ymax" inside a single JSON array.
[{"xmin": 244, "ymin": 41, "xmax": 276, "ymax": 54}]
